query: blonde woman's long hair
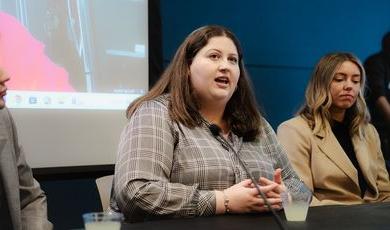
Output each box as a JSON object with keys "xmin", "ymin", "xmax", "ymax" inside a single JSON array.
[{"xmin": 299, "ymin": 52, "xmax": 370, "ymax": 138}]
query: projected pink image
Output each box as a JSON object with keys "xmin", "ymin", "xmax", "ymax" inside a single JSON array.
[{"xmin": 0, "ymin": 12, "xmax": 75, "ymax": 92}]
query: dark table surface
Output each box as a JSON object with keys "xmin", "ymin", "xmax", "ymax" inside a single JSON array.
[{"xmin": 121, "ymin": 202, "xmax": 390, "ymax": 230}]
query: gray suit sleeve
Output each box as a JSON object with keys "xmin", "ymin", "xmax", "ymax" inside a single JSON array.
[{"xmin": 7, "ymin": 109, "xmax": 53, "ymax": 230}]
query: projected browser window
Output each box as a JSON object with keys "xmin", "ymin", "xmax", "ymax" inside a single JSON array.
[{"xmin": 1, "ymin": 0, "xmax": 148, "ymax": 110}]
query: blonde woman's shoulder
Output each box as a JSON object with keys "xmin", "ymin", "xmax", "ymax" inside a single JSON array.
[
  {"xmin": 364, "ymin": 122, "xmax": 381, "ymax": 140},
  {"xmin": 278, "ymin": 116, "xmax": 310, "ymax": 131}
]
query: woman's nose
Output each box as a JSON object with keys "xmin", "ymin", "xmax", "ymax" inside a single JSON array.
[
  {"xmin": 343, "ymin": 80, "xmax": 353, "ymax": 90},
  {"xmin": 218, "ymin": 59, "xmax": 230, "ymax": 72}
]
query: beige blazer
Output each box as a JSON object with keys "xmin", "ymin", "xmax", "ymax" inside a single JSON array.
[{"xmin": 277, "ymin": 116, "xmax": 390, "ymax": 206}]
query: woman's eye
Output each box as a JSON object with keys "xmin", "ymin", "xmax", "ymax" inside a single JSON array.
[
  {"xmin": 352, "ymin": 78, "xmax": 361, "ymax": 84},
  {"xmin": 229, "ymin": 57, "xmax": 238, "ymax": 63},
  {"xmin": 209, "ymin": 54, "xmax": 220, "ymax": 60}
]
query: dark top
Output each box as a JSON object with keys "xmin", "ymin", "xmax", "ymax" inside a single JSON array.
[
  {"xmin": 364, "ymin": 51, "xmax": 390, "ymax": 164},
  {"xmin": 364, "ymin": 51, "xmax": 390, "ymax": 129},
  {"xmin": 331, "ymin": 120, "xmax": 367, "ymax": 197}
]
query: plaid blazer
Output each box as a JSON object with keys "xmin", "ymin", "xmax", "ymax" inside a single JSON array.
[{"xmin": 112, "ymin": 95, "xmax": 307, "ymax": 221}]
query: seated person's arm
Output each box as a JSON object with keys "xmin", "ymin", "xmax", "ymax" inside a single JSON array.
[
  {"xmin": 365, "ymin": 58, "xmax": 390, "ymax": 124},
  {"xmin": 8, "ymin": 109, "xmax": 52, "ymax": 229},
  {"xmin": 277, "ymin": 121, "xmax": 326, "ymax": 206},
  {"xmin": 114, "ymin": 101, "xmax": 215, "ymax": 220},
  {"xmin": 376, "ymin": 96, "xmax": 390, "ymax": 124},
  {"xmin": 368, "ymin": 125, "xmax": 390, "ymax": 200},
  {"xmin": 261, "ymin": 121, "xmax": 310, "ymax": 200}
]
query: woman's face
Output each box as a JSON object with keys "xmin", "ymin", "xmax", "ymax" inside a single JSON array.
[
  {"xmin": 0, "ymin": 70, "xmax": 10, "ymax": 109},
  {"xmin": 189, "ymin": 36, "xmax": 240, "ymax": 107},
  {"xmin": 329, "ymin": 60, "xmax": 361, "ymax": 112}
]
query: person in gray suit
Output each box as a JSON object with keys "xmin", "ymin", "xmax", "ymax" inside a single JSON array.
[{"xmin": 0, "ymin": 69, "xmax": 52, "ymax": 229}]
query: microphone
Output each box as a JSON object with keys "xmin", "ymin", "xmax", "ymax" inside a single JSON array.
[
  {"xmin": 209, "ymin": 124, "xmax": 286, "ymax": 230},
  {"xmin": 209, "ymin": 124, "xmax": 221, "ymax": 137}
]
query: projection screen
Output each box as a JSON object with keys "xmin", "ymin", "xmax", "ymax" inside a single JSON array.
[{"xmin": 0, "ymin": 0, "xmax": 149, "ymax": 168}]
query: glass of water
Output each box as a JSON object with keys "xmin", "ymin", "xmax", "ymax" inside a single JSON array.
[
  {"xmin": 281, "ymin": 188, "xmax": 312, "ymax": 221},
  {"xmin": 82, "ymin": 212, "xmax": 124, "ymax": 230}
]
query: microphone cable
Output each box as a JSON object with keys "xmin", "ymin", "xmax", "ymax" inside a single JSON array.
[{"xmin": 209, "ymin": 124, "xmax": 287, "ymax": 230}]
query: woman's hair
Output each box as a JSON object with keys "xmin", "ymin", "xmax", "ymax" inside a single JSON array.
[
  {"xmin": 298, "ymin": 52, "xmax": 370, "ymax": 137},
  {"xmin": 126, "ymin": 25, "xmax": 262, "ymax": 141},
  {"xmin": 382, "ymin": 31, "xmax": 390, "ymax": 53}
]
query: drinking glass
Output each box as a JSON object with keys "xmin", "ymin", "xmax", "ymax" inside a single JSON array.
[
  {"xmin": 82, "ymin": 212, "xmax": 124, "ymax": 230},
  {"xmin": 281, "ymin": 188, "xmax": 311, "ymax": 221}
]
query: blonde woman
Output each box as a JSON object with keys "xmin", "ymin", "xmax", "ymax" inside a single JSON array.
[{"xmin": 277, "ymin": 52, "xmax": 390, "ymax": 206}]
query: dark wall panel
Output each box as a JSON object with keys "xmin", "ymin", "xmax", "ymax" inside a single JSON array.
[
  {"xmin": 247, "ymin": 66, "xmax": 311, "ymax": 127},
  {"xmin": 161, "ymin": 0, "xmax": 390, "ymax": 128}
]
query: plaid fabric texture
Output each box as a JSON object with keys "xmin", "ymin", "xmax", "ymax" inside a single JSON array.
[{"xmin": 112, "ymin": 95, "xmax": 307, "ymax": 220}]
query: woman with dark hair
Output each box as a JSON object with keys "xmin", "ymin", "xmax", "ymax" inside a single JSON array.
[
  {"xmin": 111, "ymin": 25, "xmax": 308, "ymax": 221},
  {"xmin": 278, "ymin": 52, "xmax": 390, "ymax": 206}
]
